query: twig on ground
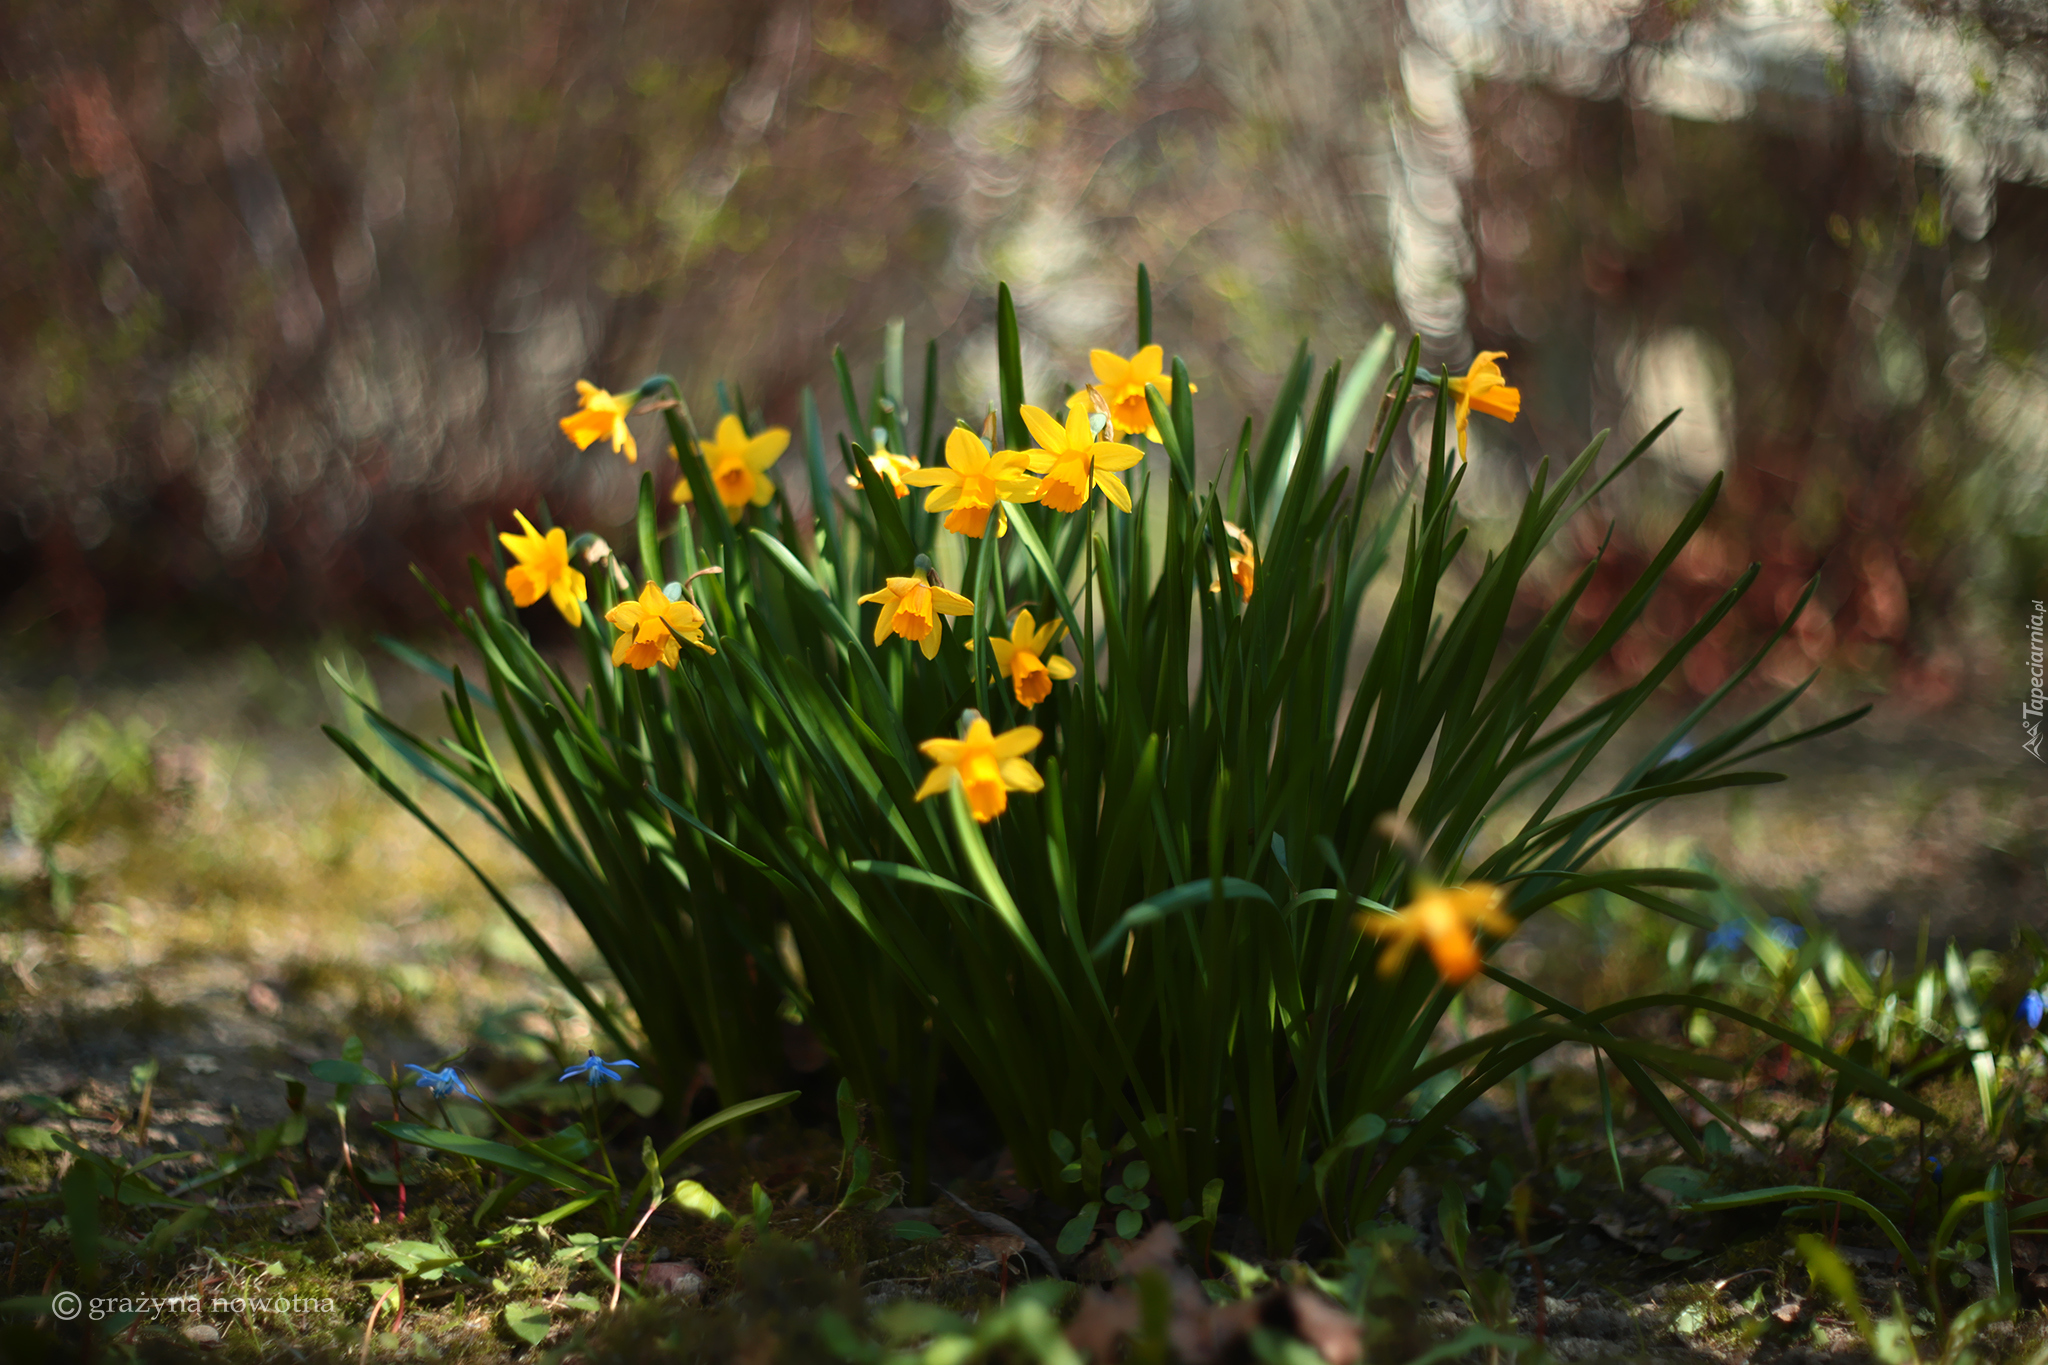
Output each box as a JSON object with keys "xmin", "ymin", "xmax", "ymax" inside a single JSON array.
[
  {"xmin": 361, "ymin": 1284, "xmax": 396, "ymax": 1364},
  {"xmin": 938, "ymin": 1189, "xmax": 1060, "ymax": 1277},
  {"xmin": 611, "ymin": 1185, "xmax": 665, "ymax": 1311}
]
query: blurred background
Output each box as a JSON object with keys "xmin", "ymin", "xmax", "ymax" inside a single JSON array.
[
  {"xmin": 3, "ymin": 0, "xmax": 2047, "ymax": 979},
  {"xmin": 3, "ymin": 0, "xmax": 2043, "ymax": 680}
]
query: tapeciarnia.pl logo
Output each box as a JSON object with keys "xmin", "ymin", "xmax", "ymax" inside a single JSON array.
[{"xmin": 2025, "ymin": 599, "xmax": 2045, "ymax": 762}]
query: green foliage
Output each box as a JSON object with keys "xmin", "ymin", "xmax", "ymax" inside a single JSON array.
[
  {"xmin": 1797, "ymin": 1234, "xmax": 2021, "ymax": 1365},
  {"xmin": 2, "ymin": 709, "xmax": 159, "ymax": 921},
  {"xmin": 338, "ymin": 273, "xmax": 1869, "ymax": 1251}
]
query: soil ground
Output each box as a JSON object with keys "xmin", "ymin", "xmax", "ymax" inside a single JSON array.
[{"xmin": 2, "ymin": 648, "xmax": 2044, "ymax": 1360}]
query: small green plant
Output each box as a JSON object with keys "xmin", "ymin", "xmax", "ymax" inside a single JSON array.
[
  {"xmin": 2, "ymin": 708, "xmax": 158, "ymax": 920},
  {"xmin": 1687, "ymin": 1161, "xmax": 2025, "ymax": 1335},
  {"xmin": 1797, "ymin": 1233, "xmax": 2033, "ymax": 1365}
]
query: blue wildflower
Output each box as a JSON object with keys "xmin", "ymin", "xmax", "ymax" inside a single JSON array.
[
  {"xmin": 2020, "ymin": 989, "xmax": 2045, "ymax": 1030},
  {"xmin": 558, "ymin": 1052, "xmax": 639, "ymax": 1087},
  {"xmin": 404, "ymin": 1064, "xmax": 476, "ymax": 1101},
  {"xmin": 1705, "ymin": 923, "xmax": 1746, "ymax": 953},
  {"xmin": 1766, "ymin": 918, "xmax": 1805, "ymax": 949}
]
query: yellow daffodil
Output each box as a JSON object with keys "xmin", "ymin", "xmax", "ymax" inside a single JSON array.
[
  {"xmin": 604, "ymin": 581, "xmax": 715, "ymax": 670},
  {"xmin": 1208, "ymin": 521, "xmax": 1256, "ymax": 602},
  {"xmin": 982, "ymin": 609, "xmax": 1076, "ymax": 708},
  {"xmin": 498, "ymin": 510, "xmax": 588, "ymax": 626},
  {"xmin": 901, "ymin": 427, "xmax": 1037, "ymax": 539},
  {"xmin": 560, "ymin": 381, "xmax": 639, "ymax": 462},
  {"xmin": 1445, "ymin": 351, "xmax": 1521, "ymax": 463},
  {"xmin": 673, "ymin": 413, "xmax": 789, "ymax": 515},
  {"xmin": 1357, "ymin": 883, "xmax": 1513, "ymax": 985},
  {"xmin": 1018, "ymin": 403, "xmax": 1143, "ymax": 514},
  {"xmin": 847, "ymin": 447, "xmax": 922, "ymax": 499},
  {"xmin": 1065, "ymin": 346, "xmax": 1195, "ymax": 442},
  {"xmin": 858, "ymin": 567, "xmax": 975, "ymax": 660},
  {"xmin": 915, "ymin": 716, "xmax": 1044, "ymax": 823}
]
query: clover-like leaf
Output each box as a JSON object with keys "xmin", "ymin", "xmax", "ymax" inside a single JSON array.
[{"xmin": 1057, "ymin": 1202, "xmax": 1101, "ymax": 1257}]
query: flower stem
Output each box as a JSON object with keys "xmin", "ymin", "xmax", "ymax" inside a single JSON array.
[{"xmin": 585, "ymin": 1089, "xmax": 621, "ymax": 1199}]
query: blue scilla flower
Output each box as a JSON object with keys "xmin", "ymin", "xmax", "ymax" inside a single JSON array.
[
  {"xmin": 2020, "ymin": 989, "xmax": 2045, "ymax": 1030},
  {"xmin": 404, "ymin": 1064, "xmax": 476, "ymax": 1101},
  {"xmin": 559, "ymin": 1052, "xmax": 639, "ymax": 1087},
  {"xmin": 1766, "ymin": 918, "xmax": 1805, "ymax": 949},
  {"xmin": 1705, "ymin": 923, "xmax": 1746, "ymax": 953}
]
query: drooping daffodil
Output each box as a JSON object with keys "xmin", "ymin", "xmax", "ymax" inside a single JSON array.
[
  {"xmin": 915, "ymin": 714, "xmax": 1043, "ymax": 823},
  {"xmin": 1207, "ymin": 521, "xmax": 1256, "ymax": 602},
  {"xmin": 604, "ymin": 581, "xmax": 715, "ymax": 670},
  {"xmin": 859, "ymin": 565, "xmax": 974, "ymax": 661},
  {"xmin": 498, "ymin": 510, "xmax": 588, "ymax": 626},
  {"xmin": 1358, "ymin": 882, "xmax": 1514, "ymax": 986},
  {"xmin": 1445, "ymin": 352, "xmax": 1521, "ymax": 463},
  {"xmin": 847, "ymin": 445, "xmax": 922, "ymax": 499},
  {"xmin": 981, "ymin": 609, "xmax": 1076, "ymax": 708},
  {"xmin": 674, "ymin": 413, "xmax": 789, "ymax": 516},
  {"xmin": 1019, "ymin": 403, "xmax": 1143, "ymax": 514},
  {"xmin": 558, "ymin": 1052, "xmax": 639, "ymax": 1087},
  {"xmin": 559, "ymin": 381, "xmax": 639, "ymax": 462},
  {"xmin": 901, "ymin": 427, "xmax": 1037, "ymax": 539},
  {"xmin": 1064, "ymin": 345, "xmax": 1194, "ymax": 443}
]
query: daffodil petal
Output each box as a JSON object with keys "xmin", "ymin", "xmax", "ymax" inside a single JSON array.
[
  {"xmin": 1019, "ymin": 404, "xmax": 1068, "ymax": 453},
  {"xmin": 945, "ymin": 427, "xmax": 990, "ymax": 473},
  {"xmin": 990, "ymin": 725, "xmax": 1043, "ymax": 759},
  {"xmin": 1090, "ymin": 442, "xmax": 1143, "ymax": 472},
  {"xmin": 919, "ymin": 738, "xmax": 967, "ymax": 764},
  {"xmin": 998, "ymin": 757, "xmax": 1043, "ymax": 792},
  {"xmin": 1089, "ymin": 349, "xmax": 1131, "ymax": 386}
]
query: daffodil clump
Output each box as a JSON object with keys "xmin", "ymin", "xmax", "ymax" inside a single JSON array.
[{"xmin": 339, "ymin": 268, "xmax": 1871, "ymax": 1254}]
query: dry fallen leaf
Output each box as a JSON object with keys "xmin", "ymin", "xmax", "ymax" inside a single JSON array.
[
  {"xmin": 1062, "ymin": 1224, "xmax": 1364, "ymax": 1365},
  {"xmin": 633, "ymin": 1258, "xmax": 707, "ymax": 1301}
]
